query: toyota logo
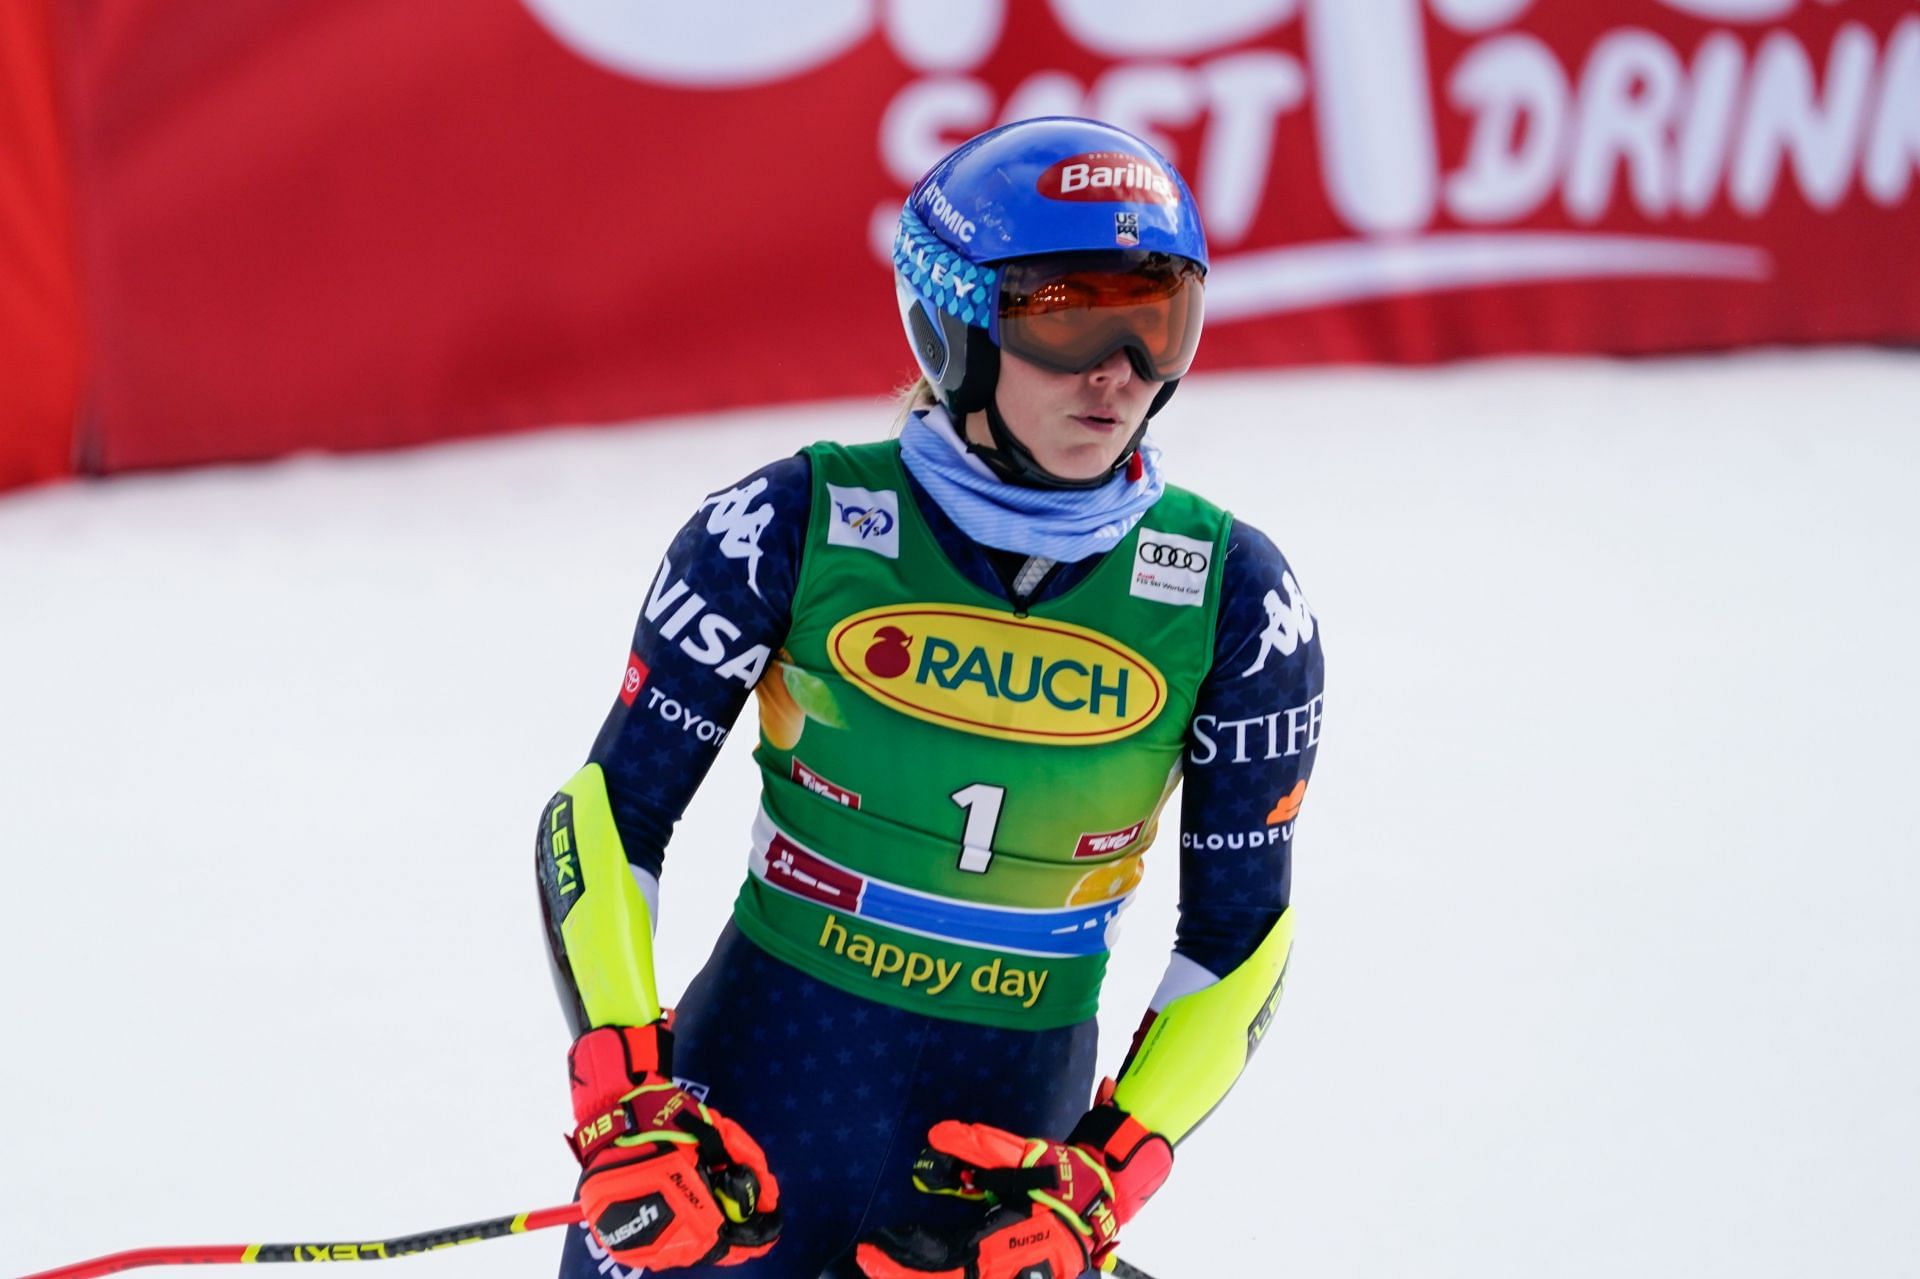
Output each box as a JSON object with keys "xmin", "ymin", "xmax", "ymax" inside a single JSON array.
[{"xmin": 1140, "ymin": 541, "xmax": 1208, "ymax": 571}]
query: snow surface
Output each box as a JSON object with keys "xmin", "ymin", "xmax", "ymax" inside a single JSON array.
[{"xmin": 4, "ymin": 350, "xmax": 1918, "ymax": 1279}]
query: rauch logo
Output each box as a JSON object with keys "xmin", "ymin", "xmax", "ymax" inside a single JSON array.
[{"xmin": 827, "ymin": 604, "xmax": 1164, "ymax": 745}]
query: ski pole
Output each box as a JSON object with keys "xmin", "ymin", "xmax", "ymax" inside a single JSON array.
[
  {"xmin": 16, "ymin": 1204, "xmax": 1164, "ymax": 1279},
  {"xmin": 14, "ymin": 1202, "xmax": 585, "ymax": 1279}
]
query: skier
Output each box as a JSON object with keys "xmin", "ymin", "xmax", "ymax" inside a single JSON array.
[{"xmin": 536, "ymin": 116, "xmax": 1324, "ymax": 1279}]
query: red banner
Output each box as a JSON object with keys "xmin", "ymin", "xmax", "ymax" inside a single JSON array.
[
  {"xmin": 1, "ymin": 0, "xmax": 81, "ymax": 490},
  {"xmin": 47, "ymin": 1, "xmax": 1920, "ymax": 476}
]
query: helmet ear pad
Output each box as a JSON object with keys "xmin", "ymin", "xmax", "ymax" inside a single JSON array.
[
  {"xmin": 898, "ymin": 286, "xmax": 999, "ymax": 417},
  {"xmin": 903, "ymin": 296, "xmax": 951, "ymax": 385}
]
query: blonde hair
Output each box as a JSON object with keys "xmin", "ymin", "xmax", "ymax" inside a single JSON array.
[{"xmin": 890, "ymin": 373, "xmax": 940, "ymax": 434}]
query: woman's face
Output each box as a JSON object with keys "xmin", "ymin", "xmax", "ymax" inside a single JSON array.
[{"xmin": 965, "ymin": 348, "xmax": 1163, "ymax": 482}]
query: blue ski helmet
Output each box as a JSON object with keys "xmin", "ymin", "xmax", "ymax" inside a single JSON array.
[{"xmin": 892, "ymin": 117, "xmax": 1209, "ymax": 487}]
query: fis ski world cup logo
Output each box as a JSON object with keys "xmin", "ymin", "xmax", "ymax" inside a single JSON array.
[
  {"xmin": 827, "ymin": 603, "xmax": 1164, "ymax": 744},
  {"xmin": 826, "ymin": 484, "xmax": 900, "ymax": 558}
]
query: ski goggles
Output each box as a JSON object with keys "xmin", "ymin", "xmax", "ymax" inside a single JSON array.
[{"xmin": 997, "ymin": 251, "xmax": 1206, "ymax": 383}]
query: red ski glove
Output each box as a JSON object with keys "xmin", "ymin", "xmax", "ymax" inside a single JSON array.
[
  {"xmin": 568, "ymin": 1021, "xmax": 782, "ymax": 1269},
  {"xmin": 856, "ymin": 1088, "xmax": 1172, "ymax": 1279}
]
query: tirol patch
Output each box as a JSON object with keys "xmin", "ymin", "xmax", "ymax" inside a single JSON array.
[
  {"xmin": 825, "ymin": 484, "xmax": 900, "ymax": 558},
  {"xmin": 1037, "ymin": 151, "xmax": 1180, "ymax": 207},
  {"xmin": 1129, "ymin": 529, "xmax": 1212, "ymax": 607},
  {"xmin": 1075, "ymin": 819, "xmax": 1146, "ymax": 859},
  {"xmin": 791, "ymin": 757, "xmax": 861, "ymax": 809},
  {"xmin": 827, "ymin": 604, "xmax": 1164, "ymax": 745}
]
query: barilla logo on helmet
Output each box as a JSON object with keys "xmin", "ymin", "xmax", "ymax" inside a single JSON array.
[{"xmin": 1038, "ymin": 151, "xmax": 1179, "ymax": 207}]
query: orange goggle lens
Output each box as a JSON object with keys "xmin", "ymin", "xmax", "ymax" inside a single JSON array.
[{"xmin": 998, "ymin": 253, "xmax": 1205, "ymax": 382}]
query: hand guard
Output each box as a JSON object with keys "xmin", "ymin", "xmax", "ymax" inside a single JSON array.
[
  {"xmin": 855, "ymin": 1086, "xmax": 1172, "ymax": 1279},
  {"xmin": 568, "ymin": 1021, "xmax": 782, "ymax": 1269}
]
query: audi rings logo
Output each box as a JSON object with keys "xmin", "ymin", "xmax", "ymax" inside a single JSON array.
[
  {"xmin": 1130, "ymin": 529, "xmax": 1212, "ymax": 607},
  {"xmin": 1139, "ymin": 541, "xmax": 1208, "ymax": 572}
]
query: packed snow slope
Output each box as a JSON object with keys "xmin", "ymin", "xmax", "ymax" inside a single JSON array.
[{"xmin": 4, "ymin": 350, "xmax": 1917, "ymax": 1278}]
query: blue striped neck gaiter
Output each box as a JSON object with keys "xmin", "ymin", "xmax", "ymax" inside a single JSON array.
[{"xmin": 897, "ymin": 408, "xmax": 1165, "ymax": 564}]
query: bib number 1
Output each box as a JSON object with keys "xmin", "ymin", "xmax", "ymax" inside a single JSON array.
[{"xmin": 949, "ymin": 783, "xmax": 1005, "ymax": 874}]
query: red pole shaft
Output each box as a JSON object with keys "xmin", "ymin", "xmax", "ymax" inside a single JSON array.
[
  {"xmin": 15, "ymin": 1204, "xmax": 586, "ymax": 1279},
  {"xmin": 19, "ymin": 1246, "xmax": 250, "ymax": 1279}
]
